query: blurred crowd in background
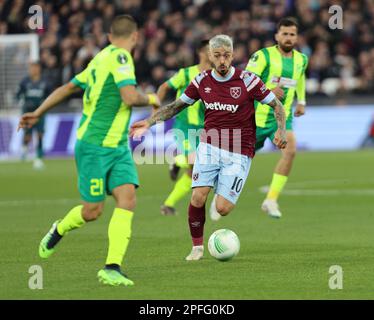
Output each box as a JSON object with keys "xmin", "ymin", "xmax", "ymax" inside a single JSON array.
[{"xmin": 1, "ymin": 0, "xmax": 374, "ymax": 96}]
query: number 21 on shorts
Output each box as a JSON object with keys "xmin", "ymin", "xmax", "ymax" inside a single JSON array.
[{"xmin": 90, "ymin": 178, "xmax": 104, "ymax": 196}]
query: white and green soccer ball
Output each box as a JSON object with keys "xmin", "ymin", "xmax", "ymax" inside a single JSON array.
[{"xmin": 208, "ymin": 229, "xmax": 240, "ymax": 261}]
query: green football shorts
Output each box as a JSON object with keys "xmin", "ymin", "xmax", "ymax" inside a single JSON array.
[
  {"xmin": 75, "ymin": 139, "xmax": 139, "ymax": 203},
  {"xmin": 255, "ymin": 118, "xmax": 293, "ymax": 151}
]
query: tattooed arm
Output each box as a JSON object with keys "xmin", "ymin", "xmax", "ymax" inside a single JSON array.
[
  {"xmin": 146, "ymin": 98, "xmax": 188, "ymax": 126},
  {"xmin": 267, "ymin": 96, "xmax": 288, "ymax": 149},
  {"xmin": 130, "ymin": 98, "xmax": 189, "ymax": 138}
]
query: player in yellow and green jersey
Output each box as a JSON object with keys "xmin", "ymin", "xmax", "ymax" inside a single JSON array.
[
  {"xmin": 18, "ymin": 15, "xmax": 160, "ymax": 286},
  {"xmin": 245, "ymin": 17, "xmax": 308, "ymax": 219},
  {"xmin": 157, "ymin": 40, "xmax": 211, "ymax": 216}
]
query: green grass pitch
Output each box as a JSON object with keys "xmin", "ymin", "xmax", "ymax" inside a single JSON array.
[{"xmin": 0, "ymin": 150, "xmax": 373, "ymax": 299}]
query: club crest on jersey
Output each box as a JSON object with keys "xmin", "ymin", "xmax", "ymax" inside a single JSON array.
[
  {"xmin": 230, "ymin": 87, "xmax": 241, "ymax": 99},
  {"xmin": 117, "ymin": 53, "xmax": 128, "ymax": 64}
]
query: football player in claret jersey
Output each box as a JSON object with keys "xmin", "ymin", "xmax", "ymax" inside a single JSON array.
[
  {"xmin": 18, "ymin": 15, "xmax": 160, "ymax": 286},
  {"xmin": 157, "ymin": 40, "xmax": 211, "ymax": 216},
  {"xmin": 130, "ymin": 35, "xmax": 287, "ymax": 261},
  {"xmin": 246, "ymin": 17, "xmax": 308, "ymax": 218}
]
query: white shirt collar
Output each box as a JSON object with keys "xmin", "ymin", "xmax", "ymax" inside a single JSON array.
[{"xmin": 211, "ymin": 66, "xmax": 235, "ymax": 82}]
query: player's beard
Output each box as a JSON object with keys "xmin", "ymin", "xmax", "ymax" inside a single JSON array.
[
  {"xmin": 279, "ymin": 42, "xmax": 294, "ymax": 53},
  {"xmin": 216, "ymin": 64, "xmax": 229, "ymax": 77}
]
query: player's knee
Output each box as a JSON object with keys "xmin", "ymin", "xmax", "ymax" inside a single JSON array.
[
  {"xmin": 116, "ymin": 195, "xmax": 136, "ymax": 211},
  {"xmin": 216, "ymin": 204, "xmax": 231, "ymax": 216},
  {"xmin": 82, "ymin": 205, "xmax": 103, "ymax": 222},
  {"xmin": 191, "ymin": 191, "xmax": 208, "ymax": 208},
  {"xmin": 285, "ymin": 148, "xmax": 296, "ymax": 160}
]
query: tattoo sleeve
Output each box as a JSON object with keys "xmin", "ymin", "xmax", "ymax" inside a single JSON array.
[
  {"xmin": 147, "ymin": 98, "xmax": 188, "ymax": 126},
  {"xmin": 268, "ymin": 97, "xmax": 286, "ymax": 131}
]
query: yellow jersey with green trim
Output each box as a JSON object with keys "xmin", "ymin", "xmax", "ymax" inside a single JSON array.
[
  {"xmin": 246, "ymin": 45, "xmax": 308, "ymax": 127},
  {"xmin": 167, "ymin": 64, "xmax": 205, "ymax": 128},
  {"xmin": 70, "ymin": 44, "xmax": 137, "ymax": 148}
]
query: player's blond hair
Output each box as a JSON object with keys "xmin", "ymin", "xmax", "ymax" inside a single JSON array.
[{"xmin": 209, "ymin": 34, "xmax": 233, "ymax": 51}]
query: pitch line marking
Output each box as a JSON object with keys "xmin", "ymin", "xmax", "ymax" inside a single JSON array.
[
  {"xmin": 259, "ymin": 187, "xmax": 374, "ymax": 196},
  {"xmin": 0, "ymin": 195, "xmax": 165, "ymax": 207}
]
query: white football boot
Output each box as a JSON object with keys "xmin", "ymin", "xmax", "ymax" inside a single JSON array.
[
  {"xmin": 185, "ymin": 245, "xmax": 204, "ymax": 261},
  {"xmin": 261, "ymin": 199, "xmax": 282, "ymax": 219},
  {"xmin": 209, "ymin": 194, "xmax": 222, "ymax": 221},
  {"xmin": 33, "ymin": 158, "xmax": 45, "ymax": 170}
]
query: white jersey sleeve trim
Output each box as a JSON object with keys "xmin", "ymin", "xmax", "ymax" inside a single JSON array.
[
  {"xmin": 260, "ymin": 91, "xmax": 275, "ymax": 105},
  {"xmin": 246, "ymin": 77, "xmax": 260, "ymax": 92},
  {"xmin": 180, "ymin": 93, "xmax": 196, "ymax": 105}
]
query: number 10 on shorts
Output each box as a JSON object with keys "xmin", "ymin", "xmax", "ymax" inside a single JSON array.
[
  {"xmin": 90, "ymin": 178, "xmax": 104, "ymax": 196},
  {"xmin": 231, "ymin": 177, "xmax": 244, "ymax": 193}
]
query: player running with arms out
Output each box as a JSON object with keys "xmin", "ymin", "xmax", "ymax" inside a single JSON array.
[
  {"xmin": 245, "ymin": 17, "xmax": 308, "ymax": 218},
  {"xmin": 18, "ymin": 15, "xmax": 160, "ymax": 286},
  {"xmin": 157, "ymin": 40, "xmax": 211, "ymax": 216},
  {"xmin": 130, "ymin": 35, "xmax": 287, "ymax": 261}
]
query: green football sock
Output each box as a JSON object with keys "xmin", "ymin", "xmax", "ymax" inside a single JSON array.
[
  {"xmin": 105, "ymin": 208, "xmax": 134, "ymax": 266},
  {"xmin": 164, "ymin": 172, "xmax": 192, "ymax": 207},
  {"xmin": 267, "ymin": 173, "xmax": 288, "ymax": 201},
  {"xmin": 57, "ymin": 205, "xmax": 85, "ymax": 236},
  {"xmin": 37, "ymin": 137, "xmax": 43, "ymax": 159}
]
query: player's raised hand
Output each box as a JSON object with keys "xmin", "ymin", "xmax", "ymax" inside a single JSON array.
[
  {"xmin": 17, "ymin": 112, "xmax": 39, "ymax": 132},
  {"xmin": 273, "ymin": 129, "xmax": 287, "ymax": 149},
  {"xmin": 294, "ymin": 103, "xmax": 305, "ymax": 117},
  {"xmin": 130, "ymin": 119, "xmax": 150, "ymax": 139}
]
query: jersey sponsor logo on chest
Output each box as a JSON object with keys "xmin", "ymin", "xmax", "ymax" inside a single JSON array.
[
  {"xmin": 26, "ymin": 88, "xmax": 44, "ymax": 97},
  {"xmin": 203, "ymin": 100, "xmax": 239, "ymax": 113}
]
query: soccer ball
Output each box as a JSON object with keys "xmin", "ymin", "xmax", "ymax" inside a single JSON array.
[{"xmin": 208, "ymin": 229, "xmax": 240, "ymax": 261}]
